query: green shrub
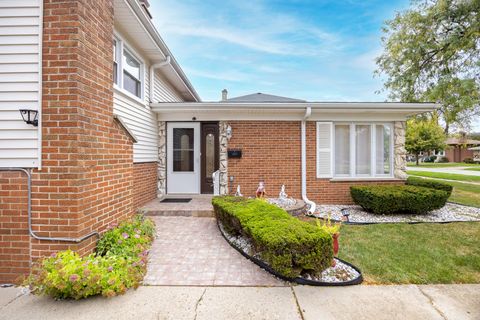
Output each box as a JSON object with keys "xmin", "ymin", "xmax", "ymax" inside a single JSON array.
[
  {"xmin": 350, "ymin": 185, "xmax": 449, "ymax": 215},
  {"xmin": 464, "ymin": 157, "xmax": 475, "ymax": 164},
  {"xmin": 406, "ymin": 176, "xmax": 453, "ymax": 196},
  {"xmin": 26, "ymin": 215, "xmax": 155, "ymax": 300},
  {"xmin": 212, "ymin": 196, "xmax": 333, "ymax": 278},
  {"xmin": 436, "ymin": 156, "xmax": 449, "ymax": 163}
]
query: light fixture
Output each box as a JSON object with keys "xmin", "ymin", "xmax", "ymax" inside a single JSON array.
[
  {"xmin": 341, "ymin": 208, "xmax": 350, "ymax": 222},
  {"xmin": 226, "ymin": 125, "xmax": 232, "ymax": 140},
  {"xmin": 19, "ymin": 109, "xmax": 38, "ymax": 127}
]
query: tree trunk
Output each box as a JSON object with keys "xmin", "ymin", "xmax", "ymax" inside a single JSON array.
[{"xmin": 416, "ymin": 153, "xmax": 419, "ymax": 166}]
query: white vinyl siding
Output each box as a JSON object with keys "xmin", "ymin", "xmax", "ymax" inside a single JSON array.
[
  {"xmin": 316, "ymin": 122, "xmax": 333, "ymax": 178},
  {"xmin": 0, "ymin": 0, "xmax": 42, "ymax": 168},
  {"xmin": 113, "ymin": 33, "xmax": 186, "ymax": 163},
  {"xmin": 152, "ymin": 72, "xmax": 183, "ymax": 102}
]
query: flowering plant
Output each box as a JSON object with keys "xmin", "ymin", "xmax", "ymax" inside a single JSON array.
[
  {"xmin": 315, "ymin": 214, "xmax": 341, "ymax": 236},
  {"xmin": 26, "ymin": 215, "xmax": 155, "ymax": 299}
]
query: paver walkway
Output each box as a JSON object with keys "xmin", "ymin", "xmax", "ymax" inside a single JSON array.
[{"xmin": 144, "ymin": 217, "xmax": 285, "ymax": 286}]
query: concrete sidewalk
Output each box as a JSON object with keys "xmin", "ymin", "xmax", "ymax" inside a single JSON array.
[
  {"xmin": 407, "ymin": 166, "xmax": 480, "ymax": 176},
  {"xmin": 1, "ymin": 284, "xmax": 478, "ymax": 320}
]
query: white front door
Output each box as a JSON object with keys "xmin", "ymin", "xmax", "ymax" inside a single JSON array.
[{"xmin": 167, "ymin": 122, "xmax": 200, "ymax": 194}]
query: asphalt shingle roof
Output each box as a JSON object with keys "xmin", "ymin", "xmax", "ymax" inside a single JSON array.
[{"xmin": 226, "ymin": 92, "xmax": 306, "ymax": 103}]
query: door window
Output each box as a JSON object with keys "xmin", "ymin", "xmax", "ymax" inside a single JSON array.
[{"xmin": 173, "ymin": 128, "xmax": 194, "ymax": 172}]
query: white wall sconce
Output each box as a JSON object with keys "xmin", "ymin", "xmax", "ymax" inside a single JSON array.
[
  {"xmin": 226, "ymin": 125, "xmax": 232, "ymax": 140},
  {"xmin": 19, "ymin": 109, "xmax": 38, "ymax": 127}
]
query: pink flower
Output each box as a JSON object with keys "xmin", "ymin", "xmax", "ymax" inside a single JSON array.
[
  {"xmin": 50, "ymin": 252, "xmax": 57, "ymax": 258},
  {"xmin": 134, "ymin": 234, "xmax": 140, "ymax": 239},
  {"xmin": 107, "ymin": 266, "xmax": 113, "ymax": 272},
  {"xmin": 135, "ymin": 229, "xmax": 141, "ymax": 234},
  {"xmin": 69, "ymin": 274, "xmax": 79, "ymax": 282},
  {"xmin": 122, "ymin": 232, "xmax": 129, "ymax": 239},
  {"xmin": 117, "ymin": 239, "xmax": 123, "ymax": 244}
]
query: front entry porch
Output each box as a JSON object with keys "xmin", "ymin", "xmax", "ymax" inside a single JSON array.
[{"xmin": 141, "ymin": 195, "xmax": 214, "ymax": 217}]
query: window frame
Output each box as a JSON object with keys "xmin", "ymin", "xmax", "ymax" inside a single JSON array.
[
  {"xmin": 112, "ymin": 33, "xmax": 145, "ymax": 103},
  {"xmin": 331, "ymin": 122, "xmax": 394, "ymax": 179}
]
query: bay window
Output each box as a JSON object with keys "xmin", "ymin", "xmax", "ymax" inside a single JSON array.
[{"xmin": 318, "ymin": 122, "xmax": 393, "ymax": 178}]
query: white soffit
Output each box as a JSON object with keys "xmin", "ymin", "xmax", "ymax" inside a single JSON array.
[
  {"xmin": 113, "ymin": 0, "xmax": 199, "ymax": 101},
  {"xmin": 151, "ymin": 102, "xmax": 437, "ymax": 121}
]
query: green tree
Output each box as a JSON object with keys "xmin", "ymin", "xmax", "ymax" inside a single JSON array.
[
  {"xmin": 376, "ymin": 0, "xmax": 480, "ymax": 133},
  {"xmin": 406, "ymin": 117, "xmax": 446, "ymax": 165}
]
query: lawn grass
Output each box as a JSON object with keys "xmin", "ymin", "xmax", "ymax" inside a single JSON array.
[
  {"xmin": 407, "ymin": 162, "xmax": 479, "ymax": 168},
  {"xmin": 337, "ymin": 222, "xmax": 480, "ymax": 284},
  {"xmin": 407, "ymin": 175, "xmax": 480, "ymax": 207},
  {"xmin": 407, "ymin": 170, "xmax": 480, "ymax": 183}
]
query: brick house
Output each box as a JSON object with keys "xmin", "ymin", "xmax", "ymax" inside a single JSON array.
[
  {"xmin": 0, "ymin": 0, "xmax": 434, "ymax": 283},
  {"xmin": 444, "ymin": 137, "xmax": 480, "ymax": 163}
]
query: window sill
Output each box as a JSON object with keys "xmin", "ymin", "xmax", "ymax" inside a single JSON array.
[
  {"xmin": 114, "ymin": 85, "xmax": 147, "ymax": 107},
  {"xmin": 329, "ymin": 177, "xmax": 403, "ymax": 182}
]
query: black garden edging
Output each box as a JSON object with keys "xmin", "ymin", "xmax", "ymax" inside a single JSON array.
[{"xmin": 216, "ymin": 219, "xmax": 363, "ymax": 286}]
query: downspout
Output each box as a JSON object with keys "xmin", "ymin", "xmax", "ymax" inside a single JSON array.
[
  {"xmin": 301, "ymin": 107, "xmax": 316, "ymax": 214},
  {"xmin": 0, "ymin": 168, "xmax": 99, "ymax": 243},
  {"xmin": 149, "ymin": 56, "xmax": 171, "ymax": 103}
]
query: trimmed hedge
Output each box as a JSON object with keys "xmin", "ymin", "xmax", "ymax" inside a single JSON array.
[
  {"xmin": 350, "ymin": 185, "xmax": 449, "ymax": 215},
  {"xmin": 212, "ymin": 196, "xmax": 333, "ymax": 278},
  {"xmin": 406, "ymin": 176, "xmax": 453, "ymax": 196}
]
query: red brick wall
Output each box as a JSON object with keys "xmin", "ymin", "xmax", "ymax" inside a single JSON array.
[
  {"xmin": 228, "ymin": 121, "xmax": 403, "ymax": 204},
  {"xmin": 445, "ymin": 146, "xmax": 474, "ymax": 163},
  {"xmin": 0, "ymin": 172, "xmax": 30, "ymax": 283},
  {"xmin": 133, "ymin": 162, "xmax": 158, "ymax": 209},
  {"xmin": 0, "ymin": 0, "xmax": 134, "ymax": 283}
]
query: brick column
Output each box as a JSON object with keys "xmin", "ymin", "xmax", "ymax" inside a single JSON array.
[{"xmin": 32, "ymin": 0, "xmax": 134, "ymax": 259}]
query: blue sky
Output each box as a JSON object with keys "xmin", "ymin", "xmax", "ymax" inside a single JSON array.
[{"xmin": 149, "ymin": 0, "xmax": 479, "ymax": 130}]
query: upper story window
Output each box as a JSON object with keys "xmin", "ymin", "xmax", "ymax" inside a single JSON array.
[
  {"xmin": 113, "ymin": 36, "xmax": 144, "ymax": 100},
  {"xmin": 123, "ymin": 50, "xmax": 142, "ymax": 98},
  {"xmin": 113, "ymin": 39, "xmax": 119, "ymax": 84},
  {"xmin": 317, "ymin": 122, "xmax": 393, "ymax": 178}
]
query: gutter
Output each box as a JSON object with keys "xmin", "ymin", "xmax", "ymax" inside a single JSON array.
[
  {"xmin": 149, "ymin": 56, "xmax": 171, "ymax": 103},
  {"xmin": 0, "ymin": 168, "xmax": 99, "ymax": 243},
  {"xmin": 301, "ymin": 107, "xmax": 316, "ymax": 214},
  {"xmin": 150, "ymin": 102, "xmax": 439, "ymax": 112}
]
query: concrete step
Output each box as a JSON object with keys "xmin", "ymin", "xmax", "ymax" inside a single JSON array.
[{"xmin": 143, "ymin": 209, "xmax": 214, "ymax": 217}]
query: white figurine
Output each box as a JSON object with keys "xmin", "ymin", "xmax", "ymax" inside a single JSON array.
[
  {"xmin": 235, "ymin": 185, "xmax": 243, "ymax": 197},
  {"xmin": 279, "ymin": 184, "xmax": 288, "ymax": 200}
]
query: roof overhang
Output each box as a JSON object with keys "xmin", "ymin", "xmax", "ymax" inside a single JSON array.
[
  {"xmin": 151, "ymin": 102, "xmax": 438, "ymax": 121},
  {"xmin": 113, "ymin": 0, "xmax": 200, "ymax": 102}
]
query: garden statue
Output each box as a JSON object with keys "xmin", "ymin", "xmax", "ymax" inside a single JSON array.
[
  {"xmin": 256, "ymin": 181, "xmax": 266, "ymax": 198},
  {"xmin": 279, "ymin": 184, "xmax": 288, "ymax": 200},
  {"xmin": 235, "ymin": 185, "xmax": 243, "ymax": 197}
]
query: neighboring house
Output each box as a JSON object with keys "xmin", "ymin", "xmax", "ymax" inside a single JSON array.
[
  {"xmin": 0, "ymin": 0, "xmax": 434, "ymax": 283},
  {"xmin": 444, "ymin": 137, "xmax": 480, "ymax": 162}
]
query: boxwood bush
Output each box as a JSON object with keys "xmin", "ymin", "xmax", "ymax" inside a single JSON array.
[
  {"xmin": 212, "ymin": 196, "xmax": 333, "ymax": 278},
  {"xmin": 26, "ymin": 215, "xmax": 155, "ymax": 300},
  {"xmin": 350, "ymin": 185, "xmax": 449, "ymax": 215},
  {"xmin": 406, "ymin": 176, "xmax": 453, "ymax": 196}
]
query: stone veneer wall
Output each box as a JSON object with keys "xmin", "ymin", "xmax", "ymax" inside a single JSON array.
[
  {"xmin": 157, "ymin": 121, "xmax": 166, "ymax": 197},
  {"xmin": 394, "ymin": 121, "xmax": 407, "ymax": 179},
  {"xmin": 219, "ymin": 122, "xmax": 229, "ymax": 195}
]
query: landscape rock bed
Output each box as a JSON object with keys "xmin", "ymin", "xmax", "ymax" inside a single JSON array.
[
  {"xmin": 312, "ymin": 203, "xmax": 480, "ymax": 224},
  {"xmin": 218, "ymin": 221, "xmax": 363, "ymax": 286}
]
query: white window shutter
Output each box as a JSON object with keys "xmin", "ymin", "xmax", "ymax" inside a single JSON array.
[{"xmin": 316, "ymin": 122, "xmax": 333, "ymax": 178}]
